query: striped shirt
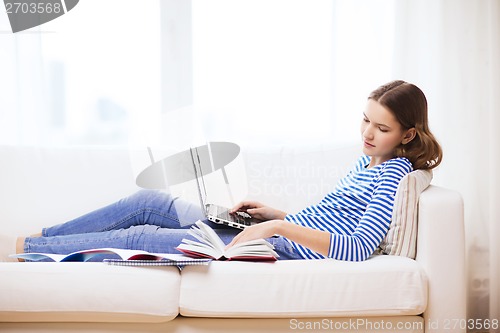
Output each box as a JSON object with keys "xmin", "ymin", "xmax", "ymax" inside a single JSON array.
[{"xmin": 284, "ymin": 155, "xmax": 413, "ymax": 261}]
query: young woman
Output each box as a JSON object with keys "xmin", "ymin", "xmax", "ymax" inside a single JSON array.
[{"xmin": 1, "ymin": 80, "xmax": 442, "ymax": 262}]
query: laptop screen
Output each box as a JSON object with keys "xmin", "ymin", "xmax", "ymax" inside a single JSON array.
[{"xmin": 190, "ymin": 147, "xmax": 209, "ymax": 215}]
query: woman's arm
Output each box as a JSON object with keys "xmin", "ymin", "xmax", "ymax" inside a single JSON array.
[
  {"xmin": 226, "ymin": 219, "xmax": 331, "ymax": 257},
  {"xmin": 228, "ymin": 201, "xmax": 331, "ymax": 255}
]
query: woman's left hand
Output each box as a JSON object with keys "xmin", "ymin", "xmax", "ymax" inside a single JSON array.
[{"xmin": 225, "ymin": 220, "xmax": 283, "ymax": 249}]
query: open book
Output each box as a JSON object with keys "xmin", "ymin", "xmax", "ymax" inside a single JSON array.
[
  {"xmin": 176, "ymin": 220, "xmax": 278, "ymax": 261},
  {"xmin": 9, "ymin": 248, "xmax": 211, "ymax": 266}
]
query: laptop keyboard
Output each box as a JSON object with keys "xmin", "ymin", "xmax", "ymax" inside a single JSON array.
[{"xmin": 211, "ymin": 205, "xmax": 253, "ymax": 226}]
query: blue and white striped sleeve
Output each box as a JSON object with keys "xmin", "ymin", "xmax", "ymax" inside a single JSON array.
[{"xmin": 328, "ymin": 159, "xmax": 412, "ymax": 261}]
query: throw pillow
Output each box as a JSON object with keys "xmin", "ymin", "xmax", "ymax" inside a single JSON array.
[{"xmin": 378, "ymin": 169, "xmax": 433, "ymax": 259}]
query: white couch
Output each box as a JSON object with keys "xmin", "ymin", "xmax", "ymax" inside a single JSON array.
[{"xmin": 0, "ymin": 143, "xmax": 466, "ymax": 333}]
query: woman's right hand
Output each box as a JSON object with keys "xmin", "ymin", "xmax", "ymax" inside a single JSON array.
[{"xmin": 230, "ymin": 201, "xmax": 287, "ymax": 221}]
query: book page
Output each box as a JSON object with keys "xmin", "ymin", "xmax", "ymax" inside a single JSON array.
[
  {"xmin": 223, "ymin": 239, "xmax": 278, "ymax": 259},
  {"xmin": 194, "ymin": 220, "xmax": 226, "ymax": 251},
  {"xmin": 177, "ymin": 239, "xmax": 221, "ymax": 259}
]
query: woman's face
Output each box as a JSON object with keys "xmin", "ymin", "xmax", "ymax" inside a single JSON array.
[{"xmin": 360, "ymin": 99, "xmax": 414, "ymax": 168}]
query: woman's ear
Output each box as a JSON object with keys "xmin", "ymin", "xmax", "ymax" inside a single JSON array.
[{"xmin": 402, "ymin": 128, "xmax": 417, "ymax": 145}]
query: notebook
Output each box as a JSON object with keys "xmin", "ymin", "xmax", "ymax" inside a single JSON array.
[
  {"xmin": 103, "ymin": 258, "xmax": 211, "ymax": 267},
  {"xmin": 189, "ymin": 146, "xmax": 260, "ymax": 230}
]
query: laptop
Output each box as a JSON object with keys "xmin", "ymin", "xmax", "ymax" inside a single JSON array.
[{"xmin": 189, "ymin": 146, "xmax": 260, "ymax": 230}]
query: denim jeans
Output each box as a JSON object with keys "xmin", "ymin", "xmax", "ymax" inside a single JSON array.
[{"xmin": 24, "ymin": 190, "xmax": 303, "ymax": 260}]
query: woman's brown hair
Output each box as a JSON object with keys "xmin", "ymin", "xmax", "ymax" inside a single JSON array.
[{"xmin": 369, "ymin": 80, "xmax": 443, "ymax": 170}]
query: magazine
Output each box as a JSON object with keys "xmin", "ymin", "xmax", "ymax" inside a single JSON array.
[{"xmin": 10, "ymin": 248, "xmax": 211, "ymax": 266}]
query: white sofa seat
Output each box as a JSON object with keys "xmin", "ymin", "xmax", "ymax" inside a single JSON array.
[
  {"xmin": 180, "ymin": 255, "xmax": 427, "ymax": 318},
  {"xmin": 0, "ymin": 263, "xmax": 180, "ymax": 323}
]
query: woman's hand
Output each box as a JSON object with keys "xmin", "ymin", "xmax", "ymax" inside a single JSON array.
[
  {"xmin": 225, "ymin": 220, "xmax": 283, "ymax": 249},
  {"xmin": 230, "ymin": 201, "xmax": 287, "ymax": 221}
]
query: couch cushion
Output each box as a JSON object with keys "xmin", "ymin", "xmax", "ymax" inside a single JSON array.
[
  {"xmin": 0, "ymin": 263, "xmax": 180, "ymax": 323},
  {"xmin": 379, "ymin": 169, "xmax": 433, "ymax": 259},
  {"xmin": 179, "ymin": 255, "xmax": 427, "ymax": 318}
]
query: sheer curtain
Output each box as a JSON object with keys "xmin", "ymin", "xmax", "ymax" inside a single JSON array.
[{"xmin": 392, "ymin": 0, "xmax": 499, "ymax": 330}]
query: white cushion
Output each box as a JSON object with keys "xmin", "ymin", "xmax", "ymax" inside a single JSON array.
[
  {"xmin": 0, "ymin": 263, "xmax": 180, "ymax": 323},
  {"xmin": 179, "ymin": 255, "xmax": 427, "ymax": 318},
  {"xmin": 379, "ymin": 170, "xmax": 433, "ymax": 258}
]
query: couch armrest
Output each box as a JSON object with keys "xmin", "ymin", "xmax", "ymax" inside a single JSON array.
[{"xmin": 416, "ymin": 185, "xmax": 466, "ymax": 332}]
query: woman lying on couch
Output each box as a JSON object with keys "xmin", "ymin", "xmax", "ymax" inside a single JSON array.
[{"xmin": 1, "ymin": 80, "xmax": 442, "ymax": 262}]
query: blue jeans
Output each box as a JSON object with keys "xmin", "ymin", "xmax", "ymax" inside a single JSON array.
[{"xmin": 24, "ymin": 190, "xmax": 303, "ymax": 260}]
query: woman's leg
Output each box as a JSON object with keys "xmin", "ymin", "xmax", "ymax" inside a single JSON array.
[
  {"xmin": 267, "ymin": 237, "xmax": 304, "ymax": 260},
  {"xmin": 25, "ymin": 224, "xmax": 240, "ymax": 257},
  {"xmin": 43, "ymin": 190, "xmax": 207, "ymax": 237},
  {"xmin": 24, "ymin": 224, "xmax": 303, "ymax": 260}
]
